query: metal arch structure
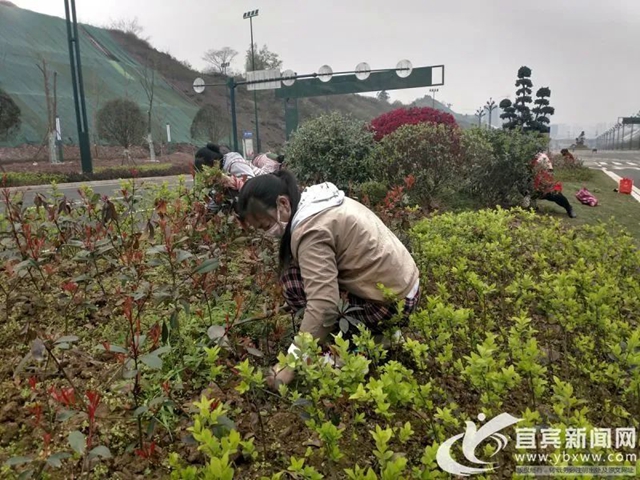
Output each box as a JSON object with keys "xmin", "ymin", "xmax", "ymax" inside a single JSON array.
[
  {"xmin": 195, "ymin": 64, "xmax": 445, "ymax": 151},
  {"xmin": 275, "ymin": 65, "xmax": 445, "ymax": 140}
]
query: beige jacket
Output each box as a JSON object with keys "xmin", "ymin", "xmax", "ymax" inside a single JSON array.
[{"xmin": 290, "ymin": 190, "xmax": 419, "ymax": 341}]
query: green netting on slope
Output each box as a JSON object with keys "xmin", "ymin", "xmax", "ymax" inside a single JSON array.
[{"xmin": 0, "ymin": 5, "xmax": 199, "ymax": 147}]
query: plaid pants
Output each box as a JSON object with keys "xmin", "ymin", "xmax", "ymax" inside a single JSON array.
[{"xmin": 280, "ymin": 265, "xmax": 420, "ymax": 334}]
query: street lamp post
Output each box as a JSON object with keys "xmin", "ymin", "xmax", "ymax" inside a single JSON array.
[
  {"xmin": 475, "ymin": 107, "xmax": 486, "ymax": 127},
  {"xmin": 243, "ymin": 9, "xmax": 261, "ymax": 154},
  {"xmin": 429, "ymin": 88, "xmax": 439, "ymax": 108},
  {"xmin": 63, "ymin": 0, "xmax": 92, "ymax": 173},
  {"xmin": 485, "ymin": 98, "xmax": 497, "ymax": 128}
]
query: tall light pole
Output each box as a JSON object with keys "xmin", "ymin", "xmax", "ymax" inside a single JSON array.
[
  {"xmin": 429, "ymin": 87, "xmax": 439, "ymax": 108},
  {"xmin": 243, "ymin": 9, "xmax": 260, "ymax": 154},
  {"xmin": 64, "ymin": 0, "xmax": 92, "ymax": 173},
  {"xmin": 475, "ymin": 107, "xmax": 486, "ymax": 127},
  {"xmin": 485, "ymin": 98, "xmax": 497, "ymax": 129}
]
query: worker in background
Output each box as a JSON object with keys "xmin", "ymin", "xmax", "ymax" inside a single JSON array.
[{"xmin": 252, "ymin": 152, "xmax": 285, "ymax": 174}]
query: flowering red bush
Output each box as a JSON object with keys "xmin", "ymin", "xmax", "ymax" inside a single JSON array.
[{"xmin": 369, "ymin": 107, "xmax": 457, "ymax": 141}]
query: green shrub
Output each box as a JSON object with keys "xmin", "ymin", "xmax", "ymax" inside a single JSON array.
[
  {"xmin": 1, "ymin": 172, "xmax": 67, "ymax": 187},
  {"xmin": 464, "ymin": 128, "xmax": 547, "ymax": 207},
  {"xmin": 551, "ymin": 153, "xmax": 595, "ymax": 182},
  {"xmin": 373, "ymin": 123, "xmax": 473, "ymax": 207},
  {"xmin": 96, "ymin": 98, "xmax": 146, "ymax": 148},
  {"xmin": 0, "ymin": 87, "xmax": 21, "ymax": 140},
  {"xmin": 176, "ymin": 208, "xmax": 640, "ymax": 478},
  {"xmin": 353, "ymin": 180, "xmax": 389, "ymax": 206},
  {"xmin": 0, "ymin": 163, "xmax": 190, "ymax": 187},
  {"xmin": 410, "ymin": 208, "xmax": 640, "ymax": 418},
  {"xmin": 284, "ymin": 112, "xmax": 376, "ymax": 188}
]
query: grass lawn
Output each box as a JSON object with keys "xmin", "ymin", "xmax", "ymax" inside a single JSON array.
[{"xmin": 538, "ymin": 169, "xmax": 640, "ymax": 241}]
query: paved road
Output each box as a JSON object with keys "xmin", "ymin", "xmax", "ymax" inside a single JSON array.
[
  {"xmin": 578, "ymin": 150, "xmax": 640, "ymax": 187},
  {"xmin": 4, "ymin": 175, "xmax": 194, "ymax": 207}
]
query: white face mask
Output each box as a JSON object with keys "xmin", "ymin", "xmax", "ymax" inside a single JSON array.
[{"xmin": 265, "ymin": 207, "xmax": 288, "ymax": 238}]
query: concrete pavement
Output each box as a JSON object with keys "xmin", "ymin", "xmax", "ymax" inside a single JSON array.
[{"xmin": 578, "ymin": 150, "xmax": 640, "ymax": 188}]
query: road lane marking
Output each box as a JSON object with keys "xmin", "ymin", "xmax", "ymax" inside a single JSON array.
[{"xmin": 601, "ymin": 169, "xmax": 640, "ymax": 203}]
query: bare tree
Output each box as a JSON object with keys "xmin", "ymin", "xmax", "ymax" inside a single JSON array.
[
  {"xmin": 90, "ymin": 73, "xmax": 107, "ymax": 158},
  {"xmin": 36, "ymin": 59, "xmax": 59, "ymax": 164},
  {"xmin": 108, "ymin": 17, "xmax": 148, "ymax": 40},
  {"xmin": 190, "ymin": 104, "xmax": 230, "ymax": 144},
  {"xmin": 139, "ymin": 60, "xmax": 157, "ymax": 161},
  {"xmin": 202, "ymin": 47, "xmax": 238, "ymax": 74}
]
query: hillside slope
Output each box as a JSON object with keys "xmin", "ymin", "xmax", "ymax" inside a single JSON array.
[
  {"xmin": 0, "ymin": 3, "xmax": 397, "ymax": 150},
  {"xmin": 0, "ymin": 4, "xmax": 200, "ymax": 147}
]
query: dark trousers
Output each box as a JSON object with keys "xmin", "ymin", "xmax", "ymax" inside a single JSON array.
[
  {"xmin": 539, "ymin": 192, "xmax": 573, "ymax": 214},
  {"xmin": 280, "ymin": 265, "xmax": 419, "ymax": 335}
]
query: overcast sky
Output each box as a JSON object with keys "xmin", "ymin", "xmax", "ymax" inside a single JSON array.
[{"xmin": 11, "ymin": 0, "xmax": 640, "ymax": 130}]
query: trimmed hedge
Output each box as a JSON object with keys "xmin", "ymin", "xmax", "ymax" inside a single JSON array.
[{"xmin": 1, "ymin": 163, "xmax": 191, "ymax": 187}]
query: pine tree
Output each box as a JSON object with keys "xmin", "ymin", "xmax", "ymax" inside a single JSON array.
[
  {"xmin": 529, "ymin": 87, "xmax": 555, "ymax": 134},
  {"xmin": 514, "ymin": 66, "xmax": 533, "ymax": 129}
]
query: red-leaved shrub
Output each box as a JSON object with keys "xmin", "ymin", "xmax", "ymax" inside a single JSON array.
[{"xmin": 369, "ymin": 107, "xmax": 457, "ymax": 141}]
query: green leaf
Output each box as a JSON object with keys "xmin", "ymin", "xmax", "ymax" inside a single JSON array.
[
  {"xmin": 149, "ymin": 396, "xmax": 168, "ymax": 408},
  {"xmin": 170, "ymin": 310, "xmax": 179, "ymax": 329},
  {"xmin": 18, "ymin": 469, "xmax": 35, "ymax": 480},
  {"xmin": 66, "ymin": 240, "xmax": 85, "ymax": 248},
  {"xmin": 56, "ymin": 409, "xmax": 77, "ymax": 422},
  {"xmin": 55, "ymin": 335, "xmax": 79, "ymax": 344},
  {"xmin": 4, "ymin": 456, "xmax": 33, "ymax": 467},
  {"xmin": 88, "ymin": 446, "xmax": 112, "ymax": 460},
  {"xmin": 140, "ymin": 353, "xmax": 162, "ymax": 370},
  {"xmin": 152, "ymin": 346, "xmax": 171, "ymax": 356},
  {"xmin": 99, "ymin": 344, "xmax": 128, "ymax": 354},
  {"xmin": 162, "ymin": 320, "xmax": 169, "ymax": 344},
  {"xmin": 146, "ymin": 245, "xmax": 167, "ymax": 255},
  {"xmin": 176, "ymin": 250, "xmax": 194, "ymax": 263},
  {"xmin": 31, "ymin": 338, "xmax": 46, "ymax": 362},
  {"xmin": 123, "ymin": 368, "xmax": 139, "ymax": 379},
  {"xmin": 339, "ymin": 318, "xmax": 349, "ymax": 333},
  {"xmin": 207, "ymin": 325, "xmax": 226, "ymax": 340},
  {"xmin": 180, "ymin": 300, "xmax": 191, "ymax": 317},
  {"xmin": 68, "ymin": 430, "xmax": 86, "ymax": 455},
  {"xmin": 46, "ymin": 452, "xmax": 72, "ymax": 468},
  {"xmin": 134, "ymin": 406, "xmax": 148, "ymax": 417},
  {"xmin": 247, "ymin": 347, "xmax": 263, "ymax": 358},
  {"xmin": 192, "ymin": 258, "xmax": 220, "ymax": 275}
]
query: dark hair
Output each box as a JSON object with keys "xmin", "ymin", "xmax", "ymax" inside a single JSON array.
[
  {"xmin": 276, "ymin": 154, "xmax": 285, "ymax": 164},
  {"xmin": 560, "ymin": 149, "xmax": 569, "ymax": 155},
  {"xmin": 206, "ymin": 143, "xmax": 221, "ymax": 154},
  {"xmin": 211, "ymin": 143, "xmax": 231, "ymax": 155},
  {"xmin": 194, "ymin": 147, "xmax": 223, "ymax": 172},
  {"xmin": 237, "ymin": 170, "xmax": 301, "ymax": 268}
]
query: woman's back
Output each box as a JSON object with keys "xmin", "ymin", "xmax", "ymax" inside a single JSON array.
[{"xmin": 291, "ymin": 193, "xmax": 418, "ymax": 303}]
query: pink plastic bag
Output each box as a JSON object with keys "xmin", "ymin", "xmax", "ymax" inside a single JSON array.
[{"xmin": 576, "ymin": 187, "xmax": 598, "ymax": 207}]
